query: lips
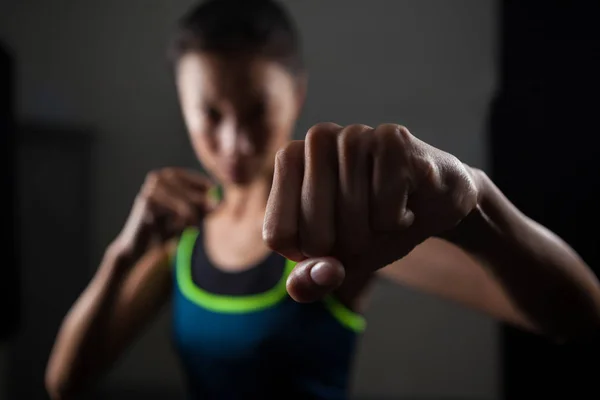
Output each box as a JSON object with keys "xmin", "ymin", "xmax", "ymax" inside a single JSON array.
[{"xmin": 222, "ymin": 159, "xmax": 244, "ymax": 173}]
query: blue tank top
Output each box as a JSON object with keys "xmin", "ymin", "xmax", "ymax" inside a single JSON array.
[{"xmin": 171, "ymin": 226, "xmax": 366, "ymax": 400}]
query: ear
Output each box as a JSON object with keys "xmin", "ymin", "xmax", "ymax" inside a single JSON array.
[{"xmin": 294, "ymin": 72, "xmax": 308, "ymax": 118}]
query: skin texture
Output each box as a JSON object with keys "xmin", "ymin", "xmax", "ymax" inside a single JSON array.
[
  {"xmin": 46, "ymin": 52, "xmax": 600, "ymax": 400},
  {"xmin": 264, "ymin": 123, "xmax": 600, "ymax": 339},
  {"xmin": 177, "ymin": 52, "xmax": 301, "ymax": 189},
  {"xmin": 264, "ymin": 123, "xmax": 478, "ymax": 305}
]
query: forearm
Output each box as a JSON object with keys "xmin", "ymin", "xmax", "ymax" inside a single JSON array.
[
  {"xmin": 445, "ymin": 168, "xmax": 600, "ymax": 340},
  {"xmin": 45, "ymin": 244, "xmax": 130, "ymax": 399}
]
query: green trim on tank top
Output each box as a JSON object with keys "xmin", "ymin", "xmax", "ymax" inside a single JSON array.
[{"xmin": 175, "ymin": 227, "xmax": 366, "ymax": 333}]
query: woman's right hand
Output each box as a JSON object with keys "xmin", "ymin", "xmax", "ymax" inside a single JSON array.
[
  {"xmin": 46, "ymin": 168, "xmax": 213, "ymax": 399},
  {"xmin": 114, "ymin": 167, "xmax": 216, "ymax": 261}
]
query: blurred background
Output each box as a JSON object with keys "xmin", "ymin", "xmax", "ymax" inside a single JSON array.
[{"xmin": 1, "ymin": 0, "xmax": 598, "ymax": 399}]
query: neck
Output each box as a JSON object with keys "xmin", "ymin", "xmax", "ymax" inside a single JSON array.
[{"xmin": 221, "ymin": 175, "xmax": 272, "ymax": 220}]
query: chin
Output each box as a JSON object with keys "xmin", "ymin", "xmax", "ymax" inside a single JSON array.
[{"xmin": 221, "ymin": 170, "xmax": 259, "ymax": 186}]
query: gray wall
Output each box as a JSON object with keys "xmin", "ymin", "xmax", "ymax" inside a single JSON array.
[{"xmin": 0, "ymin": 0, "xmax": 498, "ymax": 399}]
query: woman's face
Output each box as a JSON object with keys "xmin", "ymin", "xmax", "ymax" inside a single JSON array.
[{"xmin": 176, "ymin": 52, "xmax": 303, "ymax": 186}]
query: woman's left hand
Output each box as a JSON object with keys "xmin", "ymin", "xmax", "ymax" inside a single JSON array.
[{"xmin": 263, "ymin": 122, "xmax": 480, "ymax": 302}]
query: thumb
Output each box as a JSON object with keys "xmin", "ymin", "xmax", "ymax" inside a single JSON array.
[{"xmin": 286, "ymin": 257, "xmax": 345, "ymax": 303}]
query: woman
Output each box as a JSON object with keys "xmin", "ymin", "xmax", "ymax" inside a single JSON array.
[{"xmin": 46, "ymin": 0, "xmax": 600, "ymax": 399}]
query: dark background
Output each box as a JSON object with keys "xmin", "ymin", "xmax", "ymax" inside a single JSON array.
[
  {"xmin": 1, "ymin": 43, "xmax": 18, "ymax": 343},
  {"xmin": 493, "ymin": 1, "xmax": 600, "ymax": 398}
]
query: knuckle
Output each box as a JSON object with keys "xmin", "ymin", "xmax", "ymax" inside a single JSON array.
[
  {"xmin": 373, "ymin": 125, "xmax": 416, "ymax": 173},
  {"xmin": 395, "ymin": 124, "xmax": 412, "ymax": 141},
  {"xmin": 276, "ymin": 140, "xmax": 304, "ymax": 165},
  {"xmin": 273, "ymin": 143, "xmax": 303, "ymax": 181},
  {"xmin": 338, "ymin": 124, "xmax": 370, "ymax": 151},
  {"xmin": 338, "ymin": 125, "xmax": 373, "ymax": 176},
  {"xmin": 375, "ymin": 124, "xmax": 412, "ymax": 146},
  {"xmin": 343, "ymin": 124, "xmax": 371, "ymax": 136},
  {"xmin": 145, "ymin": 170, "xmax": 160, "ymax": 185},
  {"xmin": 142, "ymin": 172, "xmax": 161, "ymax": 196},
  {"xmin": 135, "ymin": 193, "xmax": 153, "ymax": 216},
  {"xmin": 306, "ymin": 125, "xmax": 339, "ymax": 163},
  {"xmin": 455, "ymin": 171, "xmax": 479, "ymax": 213},
  {"xmin": 419, "ymin": 156, "xmax": 440, "ymax": 186},
  {"xmin": 262, "ymin": 229, "xmax": 279, "ymax": 250},
  {"xmin": 138, "ymin": 189, "xmax": 152, "ymax": 204},
  {"xmin": 306, "ymin": 122, "xmax": 341, "ymax": 145},
  {"xmin": 161, "ymin": 167, "xmax": 177, "ymax": 180},
  {"xmin": 374, "ymin": 123, "xmax": 399, "ymax": 136},
  {"xmin": 274, "ymin": 144, "xmax": 293, "ymax": 168},
  {"xmin": 262, "ymin": 224, "xmax": 297, "ymax": 252}
]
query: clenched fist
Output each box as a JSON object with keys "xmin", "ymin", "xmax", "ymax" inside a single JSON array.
[
  {"xmin": 116, "ymin": 167, "xmax": 216, "ymax": 263},
  {"xmin": 263, "ymin": 123, "xmax": 479, "ymax": 303}
]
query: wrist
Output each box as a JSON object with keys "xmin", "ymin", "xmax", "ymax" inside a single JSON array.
[
  {"xmin": 440, "ymin": 166, "xmax": 498, "ymax": 252},
  {"xmin": 100, "ymin": 240, "xmax": 135, "ymax": 276},
  {"xmin": 465, "ymin": 165, "xmax": 490, "ymax": 207},
  {"xmin": 443, "ymin": 207, "xmax": 495, "ymax": 250}
]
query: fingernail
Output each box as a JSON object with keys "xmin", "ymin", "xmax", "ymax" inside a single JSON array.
[{"xmin": 310, "ymin": 262, "xmax": 330, "ymax": 286}]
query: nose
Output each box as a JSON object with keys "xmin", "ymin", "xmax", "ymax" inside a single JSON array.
[{"xmin": 218, "ymin": 119, "xmax": 255, "ymax": 158}]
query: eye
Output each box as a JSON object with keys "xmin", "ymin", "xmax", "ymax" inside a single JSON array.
[
  {"xmin": 247, "ymin": 101, "xmax": 266, "ymax": 122},
  {"xmin": 204, "ymin": 106, "xmax": 222, "ymax": 124}
]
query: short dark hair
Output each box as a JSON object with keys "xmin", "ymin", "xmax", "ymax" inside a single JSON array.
[{"xmin": 169, "ymin": 0, "xmax": 304, "ymax": 75}]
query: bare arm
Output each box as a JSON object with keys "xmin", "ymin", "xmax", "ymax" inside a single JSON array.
[
  {"xmin": 379, "ymin": 237, "xmax": 537, "ymax": 331},
  {"xmin": 380, "ymin": 168, "xmax": 600, "ymax": 341},
  {"xmin": 265, "ymin": 124, "xmax": 600, "ymax": 340},
  {"xmin": 45, "ymin": 167, "xmax": 213, "ymax": 399},
  {"xmin": 45, "ymin": 241, "xmax": 175, "ymax": 400}
]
